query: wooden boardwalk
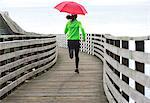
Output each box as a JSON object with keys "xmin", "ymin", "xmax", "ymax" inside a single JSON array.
[{"xmin": 1, "ymin": 48, "xmax": 108, "ymax": 103}]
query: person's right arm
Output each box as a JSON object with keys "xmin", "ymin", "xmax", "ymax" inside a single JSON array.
[{"xmin": 64, "ymin": 22, "xmax": 68, "ymax": 34}]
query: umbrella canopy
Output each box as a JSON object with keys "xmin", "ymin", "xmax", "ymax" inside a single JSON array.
[{"xmin": 54, "ymin": 1, "xmax": 87, "ymax": 15}]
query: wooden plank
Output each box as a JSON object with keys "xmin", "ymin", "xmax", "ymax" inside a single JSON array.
[
  {"xmin": 0, "ymin": 47, "xmax": 56, "ymax": 74},
  {"xmin": 105, "ymin": 63, "xmax": 150, "ymax": 103},
  {"xmin": 0, "ymin": 52, "xmax": 56, "ymax": 85},
  {"xmin": 2, "ymin": 97, "xmax": 107, "ymax": 103},
  {"xmin": 1, "ymin": 48, "xmax": 108, "ymax": 103},
  {"xmin": 105, "ymin": 75, "xmax": 128, "ymax": 103},
  {"xmin": 0, "ymin": 38, "xmax": 55, "ymax": 50},
  {"xmin": 0, "ymin": 35, "xmax": 54, "ymax": 38},
  {"xmin": 105, "ymin": 54, "xmax": 150, "ymax": 88},
  {"xmin": 105, "ymin": 34, "xmax": 150, "ymax": 41},
  {"xmin": 0, "ymin": 43, "xmax": 56, "ymax": 61},
  {"xmin": 105, "ymin": 43, "xmax": 150, "ymax": 64},
  {"xmin": 0, "ymin": 56, "xmax": 56, "ymax": 97}
]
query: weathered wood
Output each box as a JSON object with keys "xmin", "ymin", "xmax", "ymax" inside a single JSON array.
[
  {"xmin": 105, "ymin": 54, "xmax": 150, "ymax": 88},
  {"xmin": 105, "ymin": 63, "xmax": 150, "ymax": 103},
  {"xmin": 0, "ymin": 47, "xmax": 56, "ymax": 74},
  {"xmin": 0, "ymin": 35, "xmax": 54, "ymax": 38},
  {"xmin": 0, "ymin": 43, "xmax": 56, "ymax": 62},
  {"xmin": 1, "ymin": 48, "xmax": 108, "ymax": 103},
  {"xmin": 0, "ymin": 54, "xmax": 56, "ymax": 97},
  {"xmin": 105, "ymin": 34, "xmax": 150, "ymax": 41},
  {"xmin": 0, "ymin": 38, "xmax": 55, "ymax": 50},
  {"xmin": 105, "ymin": 43, "xmax": 150, "ymax": 64},
  {"xmin": 0, "ymin": 52, "xmax": 56, "ymax": 85},
  {"xmin": 56, "ymin": 34, "xmax": 150, "ymax": 103}
]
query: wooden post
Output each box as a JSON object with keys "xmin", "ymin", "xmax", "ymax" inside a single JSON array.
[
  {"xmin": 135, "ymin": 41, "xmax": 145, "ymax": 95},
  {"xmin": 114, "ymin": 40, "xmax": 120, "ymax": 93},
  {"xmin": 122, "ymin": 40, "xmax": 129, "ymax": 101}
]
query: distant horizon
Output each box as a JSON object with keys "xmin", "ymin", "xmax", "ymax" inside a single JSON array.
[{"xmin": 0, "ymin": 0, "xmax": 149, "ymax": 36}]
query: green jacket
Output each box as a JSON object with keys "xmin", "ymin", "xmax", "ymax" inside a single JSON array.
[{"xmin": 64, "ymin": 20, "xmax": 86, "ymax": 41}]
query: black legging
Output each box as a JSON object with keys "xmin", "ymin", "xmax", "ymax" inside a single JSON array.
[
  {"xmin": 68, "ymin": 40, "xmax": 80, "ymax": 69},
  {"xmin": 69, "ymin": 47, "xmax": 79, "ymax": 68}
]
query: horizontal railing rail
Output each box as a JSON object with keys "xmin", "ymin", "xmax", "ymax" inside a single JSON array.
[
  {"xmin": 56, "ymin": 34, "xmax": 150, "ymax": 103},
  {"xmin": 0, "ymin": 34, "xmax": 57, "ymax": 99}
]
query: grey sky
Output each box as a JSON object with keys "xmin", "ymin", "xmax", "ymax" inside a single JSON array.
[{"xmin": 0, "ymin": 0, "xmax": 149, "ymax": 36}]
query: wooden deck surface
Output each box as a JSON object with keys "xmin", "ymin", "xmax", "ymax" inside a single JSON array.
[{"xmin": 1, "ymin": 48, "xmax": 108, "ymax": 103}]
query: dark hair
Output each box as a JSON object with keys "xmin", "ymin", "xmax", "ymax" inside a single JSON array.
[
  {"xmin": 66, "ymin": 15, "xmax": 72, "ymax": 20},
  {"xmin": 66, "ymin": 14, "xmax": 77, "ymax": 21}
]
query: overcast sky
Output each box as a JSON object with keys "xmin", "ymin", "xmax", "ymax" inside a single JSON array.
[
  {"xmin": 0, "ymin": 0, "xmax": 150, "ymax": 99},
  {"xmin": 0, "ymin": 0, "xmax": 149, "ymax": 36},
  {"xmin": 0, "ymin": 0, "xmax": 149, "ymax": 7}
]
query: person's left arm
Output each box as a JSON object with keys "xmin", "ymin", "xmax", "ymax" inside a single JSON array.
[{"xmin": 79, "ymin": 21, "xmax": 86, "ymax": 41}]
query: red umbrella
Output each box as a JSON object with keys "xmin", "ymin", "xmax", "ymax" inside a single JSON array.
[{"xmin": 54, "ymin": 1, "xmax": 87, "ymax": 15}]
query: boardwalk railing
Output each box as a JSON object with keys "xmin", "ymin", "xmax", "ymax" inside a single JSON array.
[
  {"xmin": 56, "ymin": 34, "xmax": 150, "ymax": 103},
  {"xmin": 0, "ymin": 35, "xmax": 57, "ymax": 99}
]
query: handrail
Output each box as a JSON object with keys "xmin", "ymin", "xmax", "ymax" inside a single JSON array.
[
  {"xmin": 0, "ymin": 35, "xmax": 58, "ymax": 99},
  {"xmin": 56, "ymin": 34, "xmax": 150, "ymax": 103},
  {"xmin": 0, "ymin": 11, "xmax": 58, "ymax": 100}
]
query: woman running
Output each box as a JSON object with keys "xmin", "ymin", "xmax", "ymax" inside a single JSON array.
[{"xmin": 64, "ymin": 14, "xmax": 86, "ymax": 74}]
